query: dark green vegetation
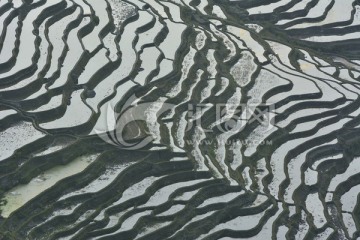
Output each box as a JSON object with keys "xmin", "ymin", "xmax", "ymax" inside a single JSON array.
[{"xmin": 1, "ymin": 0, "xmax": 360, "ymax": 239}]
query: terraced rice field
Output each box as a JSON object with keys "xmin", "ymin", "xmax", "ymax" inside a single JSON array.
[{"xmin": 1, "ymin": 0, "xmax": 360, "ymax": 239}]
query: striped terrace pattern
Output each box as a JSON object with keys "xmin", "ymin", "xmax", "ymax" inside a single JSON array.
[{"xmin": 0, "ymin": 0, "xmax": 360, "ymax": 239}]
